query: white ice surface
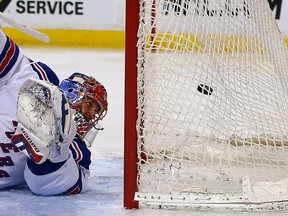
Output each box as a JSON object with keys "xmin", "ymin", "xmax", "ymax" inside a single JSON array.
[{"xmin": 0, "ymin": 47, "xmax": 286, "ymax": 216}]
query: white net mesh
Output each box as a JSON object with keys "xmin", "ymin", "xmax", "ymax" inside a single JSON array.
[{"xmin": 135, "ymin": 0, "xmax": 288, "ymax": 209}]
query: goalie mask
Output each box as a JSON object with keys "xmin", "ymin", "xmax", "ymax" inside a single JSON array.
[{"xmin": 59, "ymin": 72, "xmax": 108, "ymax": 145}]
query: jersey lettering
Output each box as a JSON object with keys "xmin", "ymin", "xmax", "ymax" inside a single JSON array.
[
  {"xmin": 0, "ymin": 170, "xmax": 10, "ymax": 178},
  {"xmin": 0, "ymin": 121, "xmax": 19, "ymax": 178},
  {"xmin": 0, "ymin": 143, "xmax": 20, "ymax": 153},
  {"xmin": 0, "ymin": 156, "xmax": 14, "ymax": 167}
]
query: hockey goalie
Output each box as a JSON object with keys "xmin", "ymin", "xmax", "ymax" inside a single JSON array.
[{"xmin": 0, "ymin": 28, "xmax": 108, "ymax": 195}]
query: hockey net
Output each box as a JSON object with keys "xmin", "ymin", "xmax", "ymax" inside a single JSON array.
[{"xmin": 124, "ymin": 0, "xmax": 288, "ymax": 211}]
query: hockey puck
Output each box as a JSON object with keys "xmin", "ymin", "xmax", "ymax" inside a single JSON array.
[{"xmin": 197, "ymin": 83, "xmax": 213, "ymax": 95}]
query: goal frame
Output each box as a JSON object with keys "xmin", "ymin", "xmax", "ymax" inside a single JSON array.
[
  {"xmin": 123, "ymin": 0, "xmax": 288, "ymax": 211},
  {"xmin": 124, "ymin": 0, "xmax": 139, "ymax": 209}
]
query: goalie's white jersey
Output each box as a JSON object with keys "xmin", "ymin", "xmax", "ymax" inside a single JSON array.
[{"xmin": 0, "ymin": 30, "xmax": 91, "ymax": 195}]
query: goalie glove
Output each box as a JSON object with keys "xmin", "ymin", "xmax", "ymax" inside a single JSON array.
[{"xmin": 12, "ymin": 78, "xmax": 76, "ymax": 164}]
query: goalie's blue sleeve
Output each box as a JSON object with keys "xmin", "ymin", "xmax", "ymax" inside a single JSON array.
[
  {"xmin": 24, "ymin": 136, "xmax": 91, "ymax": 195},
  {"xmin": 70, "ymin": 136, "xmax": 91, "ymax": 170},
  {"xmin": 64, "ymin": 136, "xmax": 91, "ymax": 195}
]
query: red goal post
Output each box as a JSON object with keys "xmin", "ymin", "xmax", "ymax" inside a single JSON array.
[
  {"xmin": 124, "ymin": 0, "xmax": 139, "ymax": 209},
  {"xmin": 124, "ymin": 0, "xmax": 157, "ymax": 209}
]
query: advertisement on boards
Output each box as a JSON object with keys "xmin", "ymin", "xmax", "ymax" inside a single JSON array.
[
  {"xmin": 0, "ymin": 0, "xmax": 124, "ymax": 30},
  {"xmin": 269, "ymin": 0, "xmax": 288, "ymax": 36}
]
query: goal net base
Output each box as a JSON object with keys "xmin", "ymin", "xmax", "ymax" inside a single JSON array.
[
  {"xmin": 136, "ymin": 194, "xmax": 288, "ymax": 212},
  {"xmin": 135, "ymin": 174, "xmax": 288, "ymax": 211}
]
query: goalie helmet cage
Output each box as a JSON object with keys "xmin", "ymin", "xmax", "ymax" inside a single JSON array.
[{"xmin": 124, "ymin": 0, "xmax": 288, "ymax": 211}]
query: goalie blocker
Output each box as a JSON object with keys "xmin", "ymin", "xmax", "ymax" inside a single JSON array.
[{"xmin": 12, "ymin": 78, "xmax": 76, "ymax": 164}]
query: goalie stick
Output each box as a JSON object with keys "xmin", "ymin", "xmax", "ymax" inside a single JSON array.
[{"xmin": 0, "ymin": 12, "xmax": 50, "ymax": 43}]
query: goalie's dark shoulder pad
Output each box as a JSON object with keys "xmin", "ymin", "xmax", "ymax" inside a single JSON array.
[{"xmin": 29, "ymin": 60, "xmax": 60, "ymax": 86}]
